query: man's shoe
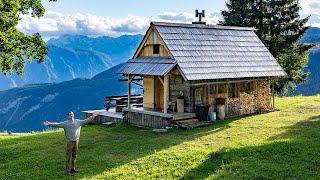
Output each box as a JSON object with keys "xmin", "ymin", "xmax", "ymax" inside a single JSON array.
[{"xmin": 71, "ymin": 169, "xmax": 79, "ymax": 173}]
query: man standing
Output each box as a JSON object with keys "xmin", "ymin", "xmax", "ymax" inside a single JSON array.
[{"xmin": 44, "ymin": 111, "xmax": 99, "ymax": 175}]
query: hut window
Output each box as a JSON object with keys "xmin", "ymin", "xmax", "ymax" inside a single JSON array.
[
  {"xmin": 153, "ymin": 44, "xmax": 160, "ymax": 54},
  {"xmin": 240, "ymin": 82, "xmax": 253, "ymax": 93},
  {"xmin": 218, "ymin": 84, "xmax": 225, "ymax": 93},
  {"xmin": 228, "ymin": 83, "xmax": 239, "ymax": 98},
  {"xmin": 209, "ymin": 84, "xmax": 217, "ymax": 95},
  {"xmin": 194, "ymin": 87, "xmax": 203, "ymax": 105}
]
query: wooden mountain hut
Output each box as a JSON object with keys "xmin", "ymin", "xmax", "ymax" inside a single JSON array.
[{"xmin": 118, "ymin": 21, "xmax": 286, "ymax": 128}]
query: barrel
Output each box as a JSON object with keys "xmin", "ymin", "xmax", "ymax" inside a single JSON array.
[{"xmin": 195, "ymin": 105, "xmax": 210, "ymax": 121}]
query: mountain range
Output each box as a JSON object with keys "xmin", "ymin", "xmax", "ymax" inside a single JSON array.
[
  {"xmin": 0, "ymin": 28, "xmax": 319, "ymax": 132},
  {"xmin": 0, "ymin": 64, "xmax": 142, "ymax": 132},
  {"xmin": 295, "ymin": 27, "xmax": 320, "ymax": 95},
  {"xmin": 0, "ymin": 35, "xmax": 142, "ymax": 91}
]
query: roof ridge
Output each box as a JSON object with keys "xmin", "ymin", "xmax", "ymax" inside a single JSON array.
[{"xmin": 150, "ymin": 21, "xmax": 256, "ymax": 31}]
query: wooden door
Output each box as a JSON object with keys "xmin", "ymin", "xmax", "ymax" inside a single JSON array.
[
  {"xmin": 155, "ymin": 78, "xmax": 164, "ymax": 110},
  {"xmin": 143, "ymin": 76, "xmax": 155, "ymax": 108}
]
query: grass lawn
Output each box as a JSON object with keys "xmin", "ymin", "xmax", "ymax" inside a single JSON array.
[{"xmin": 1, "ymin": 96, "xmax": 320, "ymax": 179}]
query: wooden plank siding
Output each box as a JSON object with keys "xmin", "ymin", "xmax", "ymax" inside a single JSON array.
[
  {"xmin": 143, "ymin": 76, "xmax": 155, "ymax": 109},
  {"xmin": 123, "ymin": 109, "xmax": 171, "ymax": 128},
  {"xmin": 137, "ymin": 29, "xmax": 170, "ymax": 58}
]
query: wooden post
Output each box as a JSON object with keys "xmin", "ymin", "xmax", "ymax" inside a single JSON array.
[
  {"xmin": 128, "ymin": 75, "xmax": 135, "ymax": 109},
  {"xmin": 164, "ymin": 75, "xmax": 169, "ymax": 114},
  {"xmin": 207, "ymin": 84, "xmax": 210, "ymax": 105},
  {"xmin": 128, "ymin": 75, "xmax": 131, "ymax": 109},
  {"xmin": 226, "ymin": 83, "xmax": 229, "ymax": 117},
  {"xmin": 272, "ymin": 80, "xmax": 275, "ymax": 109},
  {"xmin": 216, "ymin": 84, "xmax": 218, "ymax": 96},
  {"xmin": 255, "ymin": 81, "xmax": 258, "ymax": 110}
]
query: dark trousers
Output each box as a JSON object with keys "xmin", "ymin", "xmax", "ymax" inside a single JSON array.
[{"xmin": 66, "ymin": 141, "xmax": 78, "ymax": 172}]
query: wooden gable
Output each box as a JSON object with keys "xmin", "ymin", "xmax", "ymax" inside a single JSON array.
[{"xmin": 134, "ymin": 26, "xmax": 171, "ymax": 58}]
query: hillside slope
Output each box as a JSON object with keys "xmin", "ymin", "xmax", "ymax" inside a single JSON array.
[
  {"xmin": 295, "ymin": 48, "xmax": 320, "ymax": 95},
  {"xmin": 295, "ymin": 27, "xmax": 320, "ymax": 95},
  {"xmin": 0, "ymin": 96, "xmax": 319, "ymax": 179}
]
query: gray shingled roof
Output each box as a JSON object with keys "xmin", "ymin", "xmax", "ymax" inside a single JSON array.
[
  {"xmin": 153, "ymin": 22, "xmax": 287, "ymax": 80},
  {"xmin": 119, "ymin": 22, "xmax": 286, "ymax": 80},
  {"xmin": 118, "ymin": 57, "xmax": 176, "ymax": 76}
]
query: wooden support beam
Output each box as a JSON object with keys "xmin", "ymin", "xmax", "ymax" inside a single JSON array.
[
  {"xmin": 272, "ymin": 80, "xmax": 275, "ymax": 109},
  {"xmin": 216, "ymin": 84, "xmax": 218, "ymax": 96},
  {"xmin": 127, "ymin": 74, "xmax": 135, "ymax": 109},
  {"xmin": 226, "ymin": 83, "xmax": 229, "ymax": 117},
  {"xmin": 207, "ymin": 85, "xmax": 210, "ymax": 104},
  {"xmin": 157, "ymin": 76, "xmax": 164, "ymax": 86},
  {"xmin": 189, "ymin": 77, "xmax": 276, "ymax": 87},
  {"xmin": 163, "ymin": 75, "xmax": 169, "ymax": 114},
  {"xmin": 132, "ymin": 81, "xmax": 143, "ymax": 87},
  {"xmin": 254, "ymin": 81, "xmax": 258, "ymax": 110},
  {"xmin": 118, "ymin": 78, "xmax": 143, "ymax": 82},
  {"xmin": 269, "ymin": 80, "xmax": 272, "ymax": 109},
  {"xmin": 129, "ymin": 75, "xmax": 135, "ymax": 83}
]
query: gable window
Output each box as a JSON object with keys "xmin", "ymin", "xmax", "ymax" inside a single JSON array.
[{"xmin": 153, "ymin": 44, "xmax": 160, "ymax": 54}]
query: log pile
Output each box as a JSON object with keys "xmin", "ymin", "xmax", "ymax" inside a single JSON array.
[
  {"xmin": 228, "ymin": 98, "xmax": 240, "ymax": 116},
  {"xmin": 256, "ymin": 81, "xmax": 271, "ymax": 112},
  {"xmin": 205, "ymin": 80, "xmax": 271, "ymax": 117},
  {"xmin": 240, "ymin": 92, "xmax": 256, "ymax": 115}
]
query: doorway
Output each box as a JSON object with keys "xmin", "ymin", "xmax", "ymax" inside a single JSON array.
[{"xmin": 154, "ymin": 77, "xmax": 164, "ymax": 111}]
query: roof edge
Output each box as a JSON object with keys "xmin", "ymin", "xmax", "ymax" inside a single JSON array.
[{"xmin": 150, "ymin": 21, "xmax": 257, "ymax": 31}]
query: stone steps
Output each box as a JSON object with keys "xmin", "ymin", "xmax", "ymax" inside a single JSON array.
[
  {"xmin": 172, "ymin": 118, "xmax": 212, "ymax": 130},
  {"xmin": 172, "ymin": 113, "xmax": 196, "ymax": 121}
]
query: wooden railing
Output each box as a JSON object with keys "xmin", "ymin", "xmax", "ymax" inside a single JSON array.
[{"xmin": 104, "ymin": 94, "xmax": 143, "ymax": 112}]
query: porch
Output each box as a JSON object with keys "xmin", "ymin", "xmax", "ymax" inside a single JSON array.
[
  {"xmin": 83, "ymin": 107, "xmax": 205, "ymax": 129},
  {"xmin": 83, "ymin": 109, "xmax": 123, "ymax": 124}
]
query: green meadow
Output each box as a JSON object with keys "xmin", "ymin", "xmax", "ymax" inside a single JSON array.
[{"xmin": 1, "ymin": 95, "xmax": 320, "ymax": 179}]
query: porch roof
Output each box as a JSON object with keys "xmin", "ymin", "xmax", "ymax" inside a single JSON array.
[{"xmin": 118, "ymin": 57, "xmax": 176, "ymax": 76}]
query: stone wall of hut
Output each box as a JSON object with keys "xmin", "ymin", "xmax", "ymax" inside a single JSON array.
[{"xmin": 169, "ymin": 74, "xmax": 192, "ymax": 112}]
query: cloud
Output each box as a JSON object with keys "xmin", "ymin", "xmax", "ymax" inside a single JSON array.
[
  {"xmin": 19, "ymin": 1, "xmax": 320, "ymax": 40},
  {"xmin": 301, "ymin": 0, "xmax": 320, "ymax": 16},
  {"xmin": 300, "ymin": 0, "xmax": 320, "ymax": 28},
  {"xmin": 17, "ymin": 11, "xmax": 222, "ymax": 39}
]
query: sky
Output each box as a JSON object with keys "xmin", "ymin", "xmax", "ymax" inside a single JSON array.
[{"xmin": 17, "ymin": 0, "xmax": 320, "ymax": 39}]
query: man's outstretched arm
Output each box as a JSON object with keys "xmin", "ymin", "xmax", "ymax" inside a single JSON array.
[
  {"xmin": 79, "ymin": 112, "xmax": 99, "ymax": 125},
  {"xmin": 43, "ymin": 121, "xmax": 66, "ymax": 128}
]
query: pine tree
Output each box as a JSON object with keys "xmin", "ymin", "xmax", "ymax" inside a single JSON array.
[{"xmin": 221, "ymin": 0, "xmax": 313, "ymax": 93}]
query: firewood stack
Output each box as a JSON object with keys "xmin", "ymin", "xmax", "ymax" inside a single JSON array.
[
  {"xmin": 228, "ymin": 98, "xmax": 240, "ymax": 116},
  {"xmin": 256, "ymin": 81, "xmax": 271, "ymax": 113},
  {"xmin": 240, "ymin": 91, "xmax": 256, "ymax": 115}
]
